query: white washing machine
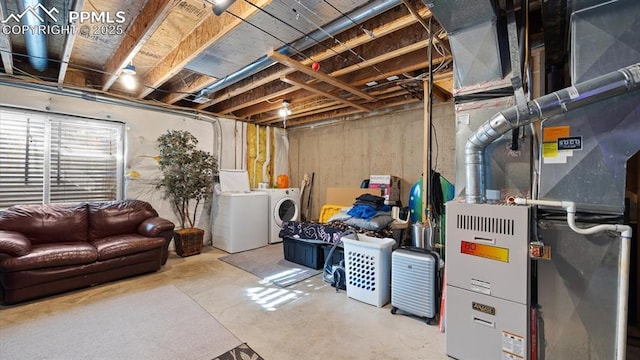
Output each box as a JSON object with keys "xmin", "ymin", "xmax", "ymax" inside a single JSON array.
[
  {"xmin": 263, "ymin": 188, "xmax": 300, "ymax": 243},
  {"xmin": 212, "ymin": 169, "xmax": 269, "ymax": 253},
  {"xmin": 212, "ymin": 191, "xmax": 269, "ymax": 253}
]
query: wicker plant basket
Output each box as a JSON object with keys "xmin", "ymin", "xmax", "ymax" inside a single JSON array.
[{"xmin": 174, "ymin": 228, "xmax": 204, "ymax": 257}]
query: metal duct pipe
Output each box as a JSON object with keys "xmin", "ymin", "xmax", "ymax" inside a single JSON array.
[
  {"xmin": 465, "ymin": 62, "xmax": 640, "ymax": 203},
  {"xmin": 16, "ymin": 0, "xmax": 48, "ymax": 71},
  {"xmin": 196, "ymin": 0, "xmax": 401, "ymax": 98}
]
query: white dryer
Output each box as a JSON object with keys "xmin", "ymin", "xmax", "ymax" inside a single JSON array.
[{"xmin": 263, "ymin": 188, "xmax": 300, "ymax": 243}]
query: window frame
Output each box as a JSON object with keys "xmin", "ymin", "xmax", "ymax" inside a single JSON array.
[{"xmin": 0, "ymin": 106, "xmax": 126, "ymax": 209}]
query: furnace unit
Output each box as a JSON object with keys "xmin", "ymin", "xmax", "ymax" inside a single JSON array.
[{"xmin": 445, "ymin": 202, "xmax": 531, "ymax": 360}]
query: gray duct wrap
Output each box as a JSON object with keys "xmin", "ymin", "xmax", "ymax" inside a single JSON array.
[{"xmin": 465, "ymin": 63, "xmax": 640, "ymax": 203}]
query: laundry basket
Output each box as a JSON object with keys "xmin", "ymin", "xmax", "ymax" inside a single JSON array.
[{"xmin": 341, "ymin": 233, "xmax": 395, "ymax": 307}]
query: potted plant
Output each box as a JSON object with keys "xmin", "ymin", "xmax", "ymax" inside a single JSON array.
[{"xmin": 156, "ymin": 130, "xmax": 218, "ymax": 256}]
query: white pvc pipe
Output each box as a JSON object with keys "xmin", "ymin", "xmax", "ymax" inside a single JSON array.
[{"xmin": 513, "ymin": 197, "xmax": 632, "ymax": 359}]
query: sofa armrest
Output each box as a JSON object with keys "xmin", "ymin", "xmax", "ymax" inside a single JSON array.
[
  {"xmin": 138, "ymin": 217, "xmax": 175, "ymax": 237},
  {"xmin": 0, "ymin": 230, "xmax": 32, "ymax": 256}
]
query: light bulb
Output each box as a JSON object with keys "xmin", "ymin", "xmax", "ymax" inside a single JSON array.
[{"xmin": 121, "ymin": 73, "xmax": 137, "ymax": 90}]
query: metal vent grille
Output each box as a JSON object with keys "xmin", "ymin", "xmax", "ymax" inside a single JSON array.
[{"xmin": 456, "ymin": 214, "xmax": 515, "ymax": 235}]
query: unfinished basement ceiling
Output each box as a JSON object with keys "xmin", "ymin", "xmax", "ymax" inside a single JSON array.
[
  {"xmin": 0, "ymin": 0, "xmax": 455, "ymax": 127},
  {"xmin": 0, "ymin": 0, "xmax": 562, "ymax": 127}
]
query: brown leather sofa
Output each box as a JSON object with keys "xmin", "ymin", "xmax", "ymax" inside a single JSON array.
[{"xmin": 0, "ymin": 200, "xmax": 175, "ymax": 305}]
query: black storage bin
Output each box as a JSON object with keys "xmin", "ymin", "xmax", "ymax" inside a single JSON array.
[
  {"xmin": 322, "ymin": 244, "xmax": 344, "ymax": 267},
  {"xmin": 283, "ymin": 237, "xmax": 324, "ymax": 269}
]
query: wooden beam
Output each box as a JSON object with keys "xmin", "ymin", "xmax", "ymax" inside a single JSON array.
[
  {"xmin": 162, "ymin": 74, "xmax": 218, "ymax": 104},
  {"xmin": 401, "ymin": 0, "xmax": 445, "ymax": 47},
  {"xmin": 280, "ymin": 75, "xmax": 370, "ymax": 112},
  {"xmin": 292, "ymin": 97, "xmax": 421, "ymax": 127},
  {"xmin": 195, "ymin": 8, "xmax": 430, "ymax": 110},
  {"xmin": 58, "ymin": 0, "xmax": 85, "ymax": 85},
  {"xmin": 268, "ymin": 49, "xmax": 375, "ymax": 101},
  {"xmin": 259, "ymin": 102, "xmax": 350, "ymax": 125},
  {"xmin": 349, "ymin": 52, "xmax": 453, "ymax": 87},
  {"xmin": 233, "ymin": 89, "xmax": 314, "ymax": 118},
  {"xmin": 222, "ymin": 86, "xmax": 300, "ymax": 115},
  {"xmin": 137, "ymin": 0, "xmax": 270, "ymax": 98},
  {"xmin": 102, "ymin": 0, "xmax": 177, "ymax": 91},
  {"xmin": 0, "ymin": 1, "xmax": 13, "ymax": 74},
  {"xmin": 330, "ymin": 39, "xmax": 430, "ymax": 78},
  {"xmin": 195, "ymin": 70, "xmax": 287, "ymax": 110}
]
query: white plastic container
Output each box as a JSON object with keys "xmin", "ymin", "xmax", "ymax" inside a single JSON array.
[{"xmin": 342, "ymin": 233, "xmax": 396, "ymax": 307}]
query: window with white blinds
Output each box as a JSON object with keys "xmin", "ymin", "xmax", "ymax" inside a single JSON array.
[{"xmin": 0, "ymin": 107, "xmax": 125, "ymax": 209}]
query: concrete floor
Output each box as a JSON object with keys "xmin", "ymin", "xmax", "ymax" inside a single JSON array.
[{"xmin": 0, "ymin": 245, "xmax": 448, "ymax": 360}]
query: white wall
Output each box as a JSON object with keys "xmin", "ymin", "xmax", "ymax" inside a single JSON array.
[{"xmin": 0, "ymin": 83, "xmax": 246, "ymax": 244}]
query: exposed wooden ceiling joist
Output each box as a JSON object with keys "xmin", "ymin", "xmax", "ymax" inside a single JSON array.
[
  {"xmin": 1, "ymin": 0, "xmax": 463, "ymax": 128},
  {"xmin": 223, "ymin": 85, "xmax": 300, "ymax": 115},
  {"xmin": 267, "ymin": 49, "xmax": 375, "ymax": 101},
  {"xmin": 196, "ymin": 7, "xmax": 432, "ymax": 111},
  {"xmin": 280, "ymin": 75, "xmax": 371, "ymax": 112},
  {"xmin": 58, "ymin": 0, "xmax": 86, "ymax": 85},
  {"xmin": 101, "ymin": 0, "xmax": 177, "ymax": 91},
  {"xmin": 136, "ymin": 0, "xmax": 271, "ymax": 99},
  {"xmin": 161, "ymin": 73, "xmax": 217, "ymax": 104}
]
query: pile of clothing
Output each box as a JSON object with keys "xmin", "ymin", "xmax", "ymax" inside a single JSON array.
[
  {"xmin": 347, "ymin": 194, "xmax": 390, "ymax": 219},
  {"xmin": 327, "ymin": 194, "xmax": 393, "ymax": 232}
]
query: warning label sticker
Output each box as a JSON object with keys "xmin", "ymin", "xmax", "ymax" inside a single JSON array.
[
  {"xmin": 502, "ymin": 331, "xmax": 525, "ymax": 358},
  {"xmin": 543, "ymin": 125, "xmax": 577, "ymax": 164}
]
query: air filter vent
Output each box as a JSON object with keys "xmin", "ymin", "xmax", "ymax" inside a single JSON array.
[{"xmin": 456, "ymin": 214, "xmax": 514, "ymax": 235}]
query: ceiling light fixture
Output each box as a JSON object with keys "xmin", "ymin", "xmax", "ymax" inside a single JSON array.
[
  {"xmin": 122, "ymin": 63, "xmax": 136, "ymax": 75},
  {"xmin": 121, "ymin": 63, "xmax": 137, "ymax": 90},
  {"xmin": 211, "ymin": 0, "xmax": 236, "ymax": 16},
  {"xmin": 278, "ymin": 100, "xmax": 292, "ymax": 118}
]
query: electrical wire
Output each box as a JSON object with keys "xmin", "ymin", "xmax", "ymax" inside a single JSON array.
[
  {"xmin": 272, "ymin": 0, "xmax": 382, "ymax": 73},
  {"xmin": 322, "ymin": 0, "xmax": 375, "ymax": 38}
]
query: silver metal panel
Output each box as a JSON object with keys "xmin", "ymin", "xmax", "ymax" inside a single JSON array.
[
  {"xmin": 455, "ymin": 97, "xmax": 532, "ymax": 200},
  {"xmin": 391, "ymin": 249, "xmax": 437, "ymax": 318},
  {"xmin": 449, "ymin": 21, "xmax": 505, "ymax": 89},
  {"xmin": 446, "ymin": 286, "xmax": 529, "ymax": 360},
  {"xmin": 445, "ymin": 202, "xmax": 530, "ymax": 304},
  {"xmin": 186, "ymin": 0, "xmax": 369, "ymax": 78},
  {"xmin": 425, "ymin": 0, "xmax": 495, "ymax": 32},
  {"xmin": 537, "ymin": 219, "xmax": 621, "ymax": 360},
  {"xmin": 538, "ymin": 91, "xmax": 640, "ymax": 215},
  {"xmin": 571, "ymin": 0, "xmax": 640, "ymax": 84}
]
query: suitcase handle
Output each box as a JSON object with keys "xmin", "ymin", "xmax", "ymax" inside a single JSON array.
[{"xmin": 399, "ymin": 245, "xmax": 433, "ymax": 255}]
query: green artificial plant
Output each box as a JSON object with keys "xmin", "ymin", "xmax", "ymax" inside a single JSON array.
[{"xmin": 156, "ymin": 130, "xmax": 218, "ymax": 229}]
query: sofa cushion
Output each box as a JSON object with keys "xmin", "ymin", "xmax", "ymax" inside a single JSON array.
[
  {"xmin": 91, "ymin": 234, "xmax": 165, "ymax": 261},
  {"xmin": 0, "ymin": 243, "xmax": 97, "ymax": 272},
  {"xmin": 88, "ymin": 200, "xmax": 158, "ymax": 240},
  {"xmin": 0, "ymin": 230, "xmax": 32, "ymax": 256},
  {"xmin": 0, "ymin": 204, "xmax": 88, "ymax": 244}
]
